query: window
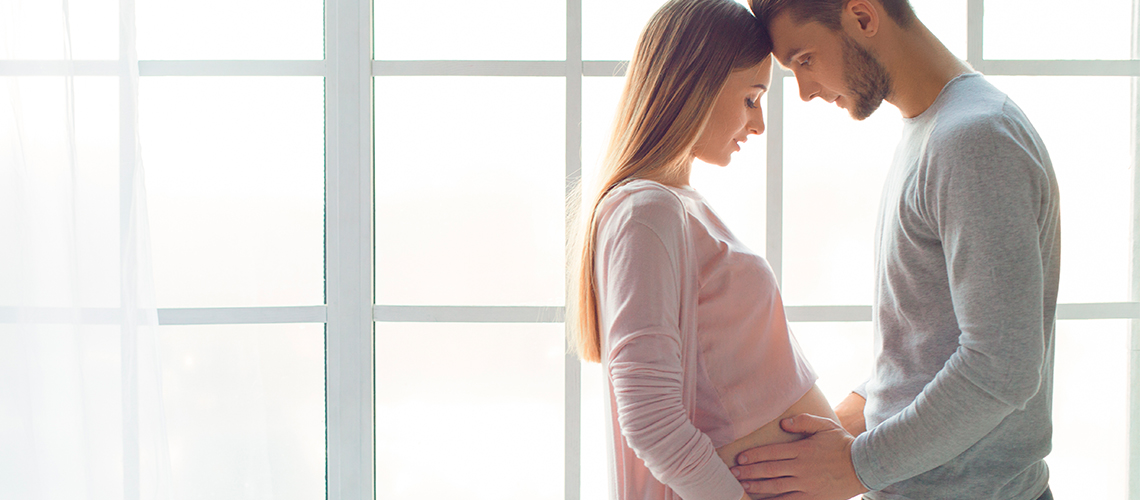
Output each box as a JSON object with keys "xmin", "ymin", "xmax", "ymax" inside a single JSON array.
[{"xmin": 3, "ymin": 0, "xmax": 1138, "ymax": 499}]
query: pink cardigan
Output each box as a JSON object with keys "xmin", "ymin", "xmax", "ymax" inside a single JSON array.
[{"xmin": 595, "ymin": 180, "xmax": 817, "ymax": 500}]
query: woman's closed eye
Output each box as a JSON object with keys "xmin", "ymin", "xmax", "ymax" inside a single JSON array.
[{"xmin": 746, "ymin": 97, "xmax": 757, "ymax": 109}]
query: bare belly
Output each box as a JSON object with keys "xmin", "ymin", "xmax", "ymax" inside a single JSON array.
[{"xmin": 715, "ymin": 383, "xmax": 837, "ymax": 470}]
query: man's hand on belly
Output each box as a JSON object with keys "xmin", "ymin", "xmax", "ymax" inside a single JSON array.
[{"xmin": 730, "ymin": 414, "xmax": 868, "ymax": 500}]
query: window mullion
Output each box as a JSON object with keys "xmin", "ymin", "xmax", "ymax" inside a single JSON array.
[
  {"xmin": 1128, "ymin": 1, "xmax": 1140, "ymax": 497},
  {"xmin": 565, "ymin": 0, "xmax": 583, "ymax": 499},
  {"xmin": 966, "ymin": 0, "xmax": 984, "ymax": 69},
  {"xmin": 325, "ymin": 0, "xmax": 374, "ymax": 497},
  {"xmin": 766, "ymin": 68, "xmax": 789, "ymax": 285}
]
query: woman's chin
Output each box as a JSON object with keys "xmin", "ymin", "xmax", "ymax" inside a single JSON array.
[{"xmin": 697, "ymin": 155, "xmax": 732, "ymax": 167}]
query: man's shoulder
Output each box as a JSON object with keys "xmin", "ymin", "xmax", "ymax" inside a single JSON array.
[{"xmin": 929, "ymin": 75, "xmax": 1038, "ymax": 149}]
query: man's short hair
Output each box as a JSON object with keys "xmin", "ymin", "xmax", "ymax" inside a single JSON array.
[{"xmin": 749, "ymin": 0, "xmax": 917, "ymax": 31}]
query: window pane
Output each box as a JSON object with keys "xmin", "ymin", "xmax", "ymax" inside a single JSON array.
[
  {"xmin": 73, "ymin": 77, "xmax": 121, "ymax": 307},
  {"xmin": 140, "ymin": 77, "xmax": 325, "ymax": 308},
  {"xmin": 376, "ymin": 323, "xmax": 565, "ymax": 500},
  {"xmin": 988, "ymin": 76, "xmax": 1132, "ymax": 303},
  {"xmin": 580, "ymin": 361, "xmax": 607, "ymax": 500},
  {"xmin": 782, "ymin": 77, "xmax": 901, "ymax": 306},
  {"xmin": 374, "ymin": 0, "xmax": 565, "ymax": 60},
  {"xmin": 375, "ymin": 77, "xmax": 565, "ymax": 307},
  {"xmin": 0, "ymin": 326, "xmax": 124, "ymax": 499},
  {"xmin": 583, "ymin": 0, "xmax": 664, "ymax": 61},
  {"xmin": 984, "ymin": 0, "xmax": 1134, "ymax": 60},
  {"xmin": 788, "ymin": 322, "xmax": 874, "ymax": 405},
  {"xmin": 1049, "ymin": 320, "xmax": 1128, "ymax": 499},
  {"xmin": 160, "ymin": 324, "xmax": 326, "ymax": 500},
  {"xmin": 70, "ymin": 0, "xmax": 118, "ymax": 60},
  {"xmin": 136, "ymin": 0, "xmax": 323, "ymax": 60},
  {"xmin": 3, "ymin": 0, "xmax": 118, "ymax": 59},
  {"xmin": 910, "ymin": 0, "xmax": 966, "ymax": 60},
  {"xmin": 583, "ymin": 0, "xmax": 749, "ymax": 61},
  {"xmin": 0, "ymin": 77, "xmax": 120, "ymax": 308}
]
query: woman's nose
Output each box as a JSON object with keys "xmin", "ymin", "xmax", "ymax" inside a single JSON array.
[
  {"xmin": 748, "ymin": 108, "xmax": 765, "ymax": 135},
  {"xmin": 747, "ymin": 105, "xmax": 766, "ymax": 136}
]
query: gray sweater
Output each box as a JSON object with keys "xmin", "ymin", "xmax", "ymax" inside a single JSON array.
[{"xmin": 850, "ymin": 73, "xmax": 1060, "ymax": 500}]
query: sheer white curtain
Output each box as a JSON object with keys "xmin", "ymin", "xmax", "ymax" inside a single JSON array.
[{"xmin": 0, "ymin": 0, "xmax": 172, "ymax": 498}]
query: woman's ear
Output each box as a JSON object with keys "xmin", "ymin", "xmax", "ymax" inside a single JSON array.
[{"xmin": 844, "ymin": 0, "xmax": 880, "ymax": 38}]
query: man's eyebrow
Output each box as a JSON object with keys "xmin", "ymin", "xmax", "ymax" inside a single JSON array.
[{"xmin": 778, "ymin": 48, "xmax": 802, "ymax": 67}]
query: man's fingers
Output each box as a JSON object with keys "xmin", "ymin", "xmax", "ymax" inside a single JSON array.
[
  {"xmin": 761, "ymin": 493, "xmax": 811, "ymax": 500},
  {"xmin": 779, "ymin": 413, "xmax": 841, "ymax": 435},
  {"xmin": 735, "ymin": 441, "xmax": 798, "ymax": 465},
  {"xmin": 731, "ymin": 458, "xmax": 795, "ymax": 481},
  {"xmin": 740, "ymin": 476, "xmax": 801, "ymax": 497}
]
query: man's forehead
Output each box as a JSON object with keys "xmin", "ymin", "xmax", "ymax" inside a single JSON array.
[{"xmin": 767, "ymin": 11, "xmax": 825, "ymax": 65}]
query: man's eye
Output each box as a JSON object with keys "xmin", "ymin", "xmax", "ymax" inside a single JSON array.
[{"xmin": 799, "ymin": 56, "xmax": 811, "ymax": 67}]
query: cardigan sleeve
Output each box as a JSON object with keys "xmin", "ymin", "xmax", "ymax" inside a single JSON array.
[{"xmin": 596, "ymin": 187, "xmax": 744, "ymax": 500}]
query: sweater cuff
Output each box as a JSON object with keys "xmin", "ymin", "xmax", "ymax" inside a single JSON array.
[{"xmin": 851, "ymin": 431, "xmax": 886, "ymax": 492}]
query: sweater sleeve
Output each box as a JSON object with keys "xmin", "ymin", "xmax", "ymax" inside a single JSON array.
[
  {"xmin": 597, "ymin": 189, "xmax": 744, "ymax": 500},
  {"xmin": 851, "ymin": 116, "xmax": 1051, "ymax": 490}
]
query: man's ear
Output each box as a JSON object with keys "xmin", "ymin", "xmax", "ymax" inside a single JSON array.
[{"xmin": 843, "ymin": 0, "xmax": 880, "ymax": 38}]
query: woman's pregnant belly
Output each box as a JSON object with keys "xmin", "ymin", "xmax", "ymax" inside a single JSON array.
[{"xmin": 714, "ymin": 383, "xmax": 838, "ymax": 474}]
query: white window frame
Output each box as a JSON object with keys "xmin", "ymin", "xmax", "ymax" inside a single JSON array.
[{"xmin": 2, "ymin": 0, "xmax": 1139, "ymax": 499}]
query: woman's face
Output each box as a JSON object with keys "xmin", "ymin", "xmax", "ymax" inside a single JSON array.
[{"xmin": 691, "ymin": 55, "xmax": 773, "ymax": 167}]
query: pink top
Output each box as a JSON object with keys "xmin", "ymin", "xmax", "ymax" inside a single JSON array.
[{"xmin": 595, "ymin": 180, "xmax": 817, "ymax": 500}]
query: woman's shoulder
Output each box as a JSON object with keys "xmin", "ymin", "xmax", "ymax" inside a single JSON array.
[
  {"xmin": 602, "ymin": 179, "xmax": 690, "ymax": 212},
  {"xmin": 599, "ymin": 179, "xmax": 689, "ymax": 226},
  {"xmin": 596, "ymin": 179, "xmax": 694, "ymax": 242}
]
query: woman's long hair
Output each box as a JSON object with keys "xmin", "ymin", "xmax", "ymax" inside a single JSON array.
[{"xmin": 569, "ymin": 0, "xmax": 772, "ymax": 363}]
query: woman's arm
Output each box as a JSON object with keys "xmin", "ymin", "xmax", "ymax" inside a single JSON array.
[{"xmin": 597, "ymin": 188, "xmax": 745, "ymax": 500}]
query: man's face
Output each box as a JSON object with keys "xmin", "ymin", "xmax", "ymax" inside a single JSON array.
[{"xmin": 768, "ymin": 10, "xmax": 892, "ymax": 120}]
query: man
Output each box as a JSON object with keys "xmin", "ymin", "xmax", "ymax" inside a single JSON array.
[{"xmin": 730, "ymin": 1, "xmax": 1060, "ymax": 499}]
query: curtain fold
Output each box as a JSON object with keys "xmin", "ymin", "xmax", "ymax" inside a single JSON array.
[{"xmin": 1, "ymin": 0, "xmax": 172, "ymax": 498}]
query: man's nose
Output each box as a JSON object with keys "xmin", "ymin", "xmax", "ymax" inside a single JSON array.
[{"xmin": 797, "ymin": 77, "xmax": 816, "ymax": 102}]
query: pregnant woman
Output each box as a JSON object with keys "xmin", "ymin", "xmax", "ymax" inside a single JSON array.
[{"xmin": 568, "ymin": 1, "xmax": 837, "ymax": 499}]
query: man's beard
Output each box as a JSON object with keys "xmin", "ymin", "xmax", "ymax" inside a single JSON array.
[{"xmin": 841, "ymin": 34, "xmax": 892, "ymax": 120}]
